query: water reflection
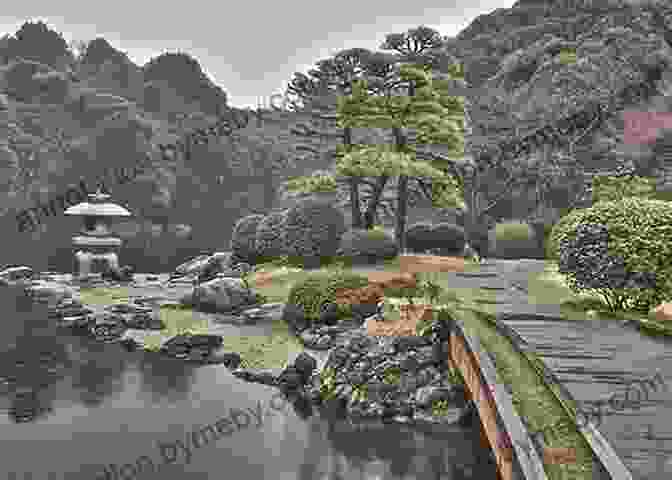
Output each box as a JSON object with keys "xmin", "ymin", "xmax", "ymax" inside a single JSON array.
[
  {"xmin": 0, "ymin": 285, "xmax": 67, "ymax": 422},
  {"xmin": 0, "ymin": 285, "xmax": 496, "ymax": 479}
]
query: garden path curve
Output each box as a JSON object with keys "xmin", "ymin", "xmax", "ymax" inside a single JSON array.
[{"xmin": 442, "ymin": 259, "xmax": 672, "ymax": 480}]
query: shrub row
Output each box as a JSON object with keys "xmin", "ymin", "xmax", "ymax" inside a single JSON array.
[{"xmin": 406, "ymin": 219, "xmax": 543, "ymax": 259}]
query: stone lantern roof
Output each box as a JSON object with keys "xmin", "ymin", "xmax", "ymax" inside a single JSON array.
[{"xmin": 64, "ymin": 188, "xmax": 132, "ymax": 217}]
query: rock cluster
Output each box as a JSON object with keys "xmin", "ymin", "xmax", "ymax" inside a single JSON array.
[
  {"xmin": 179, "ymin": 276, "xmax": 261, "ymax": 314},
  {"xmin": 158, "ymin": 334, "xmax": 241, "ymax": 366},
  {"xmin": 0, "ymin": 266, "xmax": 34, "ymax": 286},
  {"xmin": 0, "ymin": 268, "xmax": 246, "ymax": 367},
  {"xmin": 233, "ymin": 313, "xmax": 470, "ymax": 426},
  {"xmin": 170, "ymin": 252, "xmax": 253, "ymax": 284}
]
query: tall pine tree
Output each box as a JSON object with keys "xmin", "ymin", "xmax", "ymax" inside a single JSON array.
[{"xmin": 335, "ymin": 63, "xmax": 465, "ymax": 251}]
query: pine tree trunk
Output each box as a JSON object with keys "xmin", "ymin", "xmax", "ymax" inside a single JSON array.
[
  {"xmin": 396, "ymin": 175, "xmax": 408, "ymax": 252},
  {"xmin": 393, "ymin": 126, "xmax": 408, "ymax": 251},
  {"xmin": 344, "ymin": 126, "xmax": 363, "ymax": 228},
  {"xmin": 363, "ymin": 176, "xmax": 388, "ymax": 228}
]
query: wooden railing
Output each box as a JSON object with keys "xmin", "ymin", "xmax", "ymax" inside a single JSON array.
[{"xmin": 447, "ymin": 319, "xmax": 549, "ymax": 480}]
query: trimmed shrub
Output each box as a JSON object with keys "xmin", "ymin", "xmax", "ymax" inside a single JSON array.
[
  {"xmin": 546, "ymin": 208, "xmax": 590, "ymax": 261},
  {"xmin": 406, "ymin": 222, "xmax": 434, "ymax": 253},
  {"xmin": 428, "ymin": 223, "xmax": 466, "ymax": 255},
  {"xmin": 255, "ymin": 211, "xmax": 287, "ymax": 261},
  {"xmin": 555, "ymin": 198, "xmax": 672, "ymax": 312},
  {"xmin": 489, "ymin": 220, "xmax": 538, "ymax": 259},
  {"xmin": 494, "ymin": 220, "xmax": 535, "ymax": 242},
  {"xmin": 230, "ymin": 214, "xmax": 265, "ymax": 264},
  {"xmin": 337, "ymin": 228, "xmax": 398, "ymax": 265},
  {"xmin": 287, "ymin": 270, "xmax": 369, "ymax": 321},
  {"xmin": 282, "ymin": 198, "xmax": 346, "ymax": 269}
]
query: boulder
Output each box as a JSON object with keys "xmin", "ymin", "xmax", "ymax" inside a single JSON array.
[
  {"xmin": 89, "ymin": 312, "xmax": 127, "ymax": 341},
  {"xmin": 173, "ymin": 253, "xmax": 231, "ymax": 278},
  {"xmin": 293, "ymin": 352, "xmax": 318, "ymax": 383},
  {"xmin": 0, "ymin": 266, "xmax": 34, "ymax": 286},
  {"xmin": 160, "ymin": 334, "xmax": 223, "ymax": 358},
  {"xmin": 240, "ymin": 303, "xmax": 285, "ymax": 324},
  {"xmin": 123, "ymin": 312, "xmax": 165, "ymax": 330},
  {"xmin": 318, "ymin": 302, "xmax": 340, "ymax": 326},
  {"xmin": 282, "ymin": 303, "xmax": 310, "ymax": 333},
  {"xmin": 650, "ymin": 302, "xmax": 672, "ymax": 322},
  {"xmin": 26, "ymin": 281, "xmax": 76, "ymax": 305},
  {"xmin": 197, "ymin": 253, "xmax": 238, "ymax": 283},
  {"xmin": 415, "ymin": 385, "xmax": 465, "ymax": 409},
  {"xmin": 206, "ymin": 348, "xmax": 242, "ymax": 368},
  {"xmin": 180, "ymin": 277, "xmax": 257, "ymax": 314}
]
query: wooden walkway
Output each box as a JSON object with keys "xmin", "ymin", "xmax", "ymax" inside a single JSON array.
[{"xmin": 463, "ymin": 260, "xmax": 672, "ymax": 480}]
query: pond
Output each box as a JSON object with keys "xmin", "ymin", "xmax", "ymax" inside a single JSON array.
[{"xmin": 0, "ymin": 285, "xmax": 497, "ymax": 480}]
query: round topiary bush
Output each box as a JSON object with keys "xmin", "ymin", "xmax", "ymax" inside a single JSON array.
[
  {"xmin": 337, "ymin": 228, "xmax": 399, "ymax": 265},
  {"xmin": 255, "ymin": 211, "xmax": 287, "ymax": 261},
  {"xmin": 554, "ymin": 198, "xmax": 672, "ymax": 312},
  {"xmin": 407, "ymin": 222, "xmax": 434, "ymax": 253},
  {"xmin": 287, "ymin": 269, "xmax": 370, "ymax": 321},
  {"xmin": 428, "ymin": 223, "xmax": 466, "ymax": 256},
  {"xmin": 546, "ymin": 208, "xmax": 589, "ymax": 261},
  {"xmin": 282, "ymin": 198, "xmax": 346, "ymax": 269},
  {"xmin": 488, "ymin": 220, "xmax": 539, "ymax": 259},
  {"xmin": 230, "ymin": 214, "xmax": 265, "ymax": 264}
]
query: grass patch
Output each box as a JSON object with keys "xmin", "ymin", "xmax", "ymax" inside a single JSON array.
[
  {"xmin": 78, "ymin": 287, "xmax": 132, "ymax": 305},
  {"xmin": 78, "ymin": 286, "xmax": 209, "ymax": 352},
  {"xmin": 527, "ymin": 262, "xmax": 661, "ymax": 329},
  {"xmin": 220, "ymin": 318, "xmax": 303, "ymax": 370}
]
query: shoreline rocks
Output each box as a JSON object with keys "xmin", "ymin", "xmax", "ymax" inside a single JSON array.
[
  {"xmin": 232, "ymin": 312, "xmax": 471, "ymax": 428},
  {"xmin": 0, "ymin": 267, "xmax": 252, "ymax": 368},
  {"xmin": 3, "ymin": 265, "xmax": 472, "ymax": 428}
]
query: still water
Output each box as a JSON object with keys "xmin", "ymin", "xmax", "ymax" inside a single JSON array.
[{"xmin": 0, "ymin": 285, "xmax": 497, "ymax": 480}]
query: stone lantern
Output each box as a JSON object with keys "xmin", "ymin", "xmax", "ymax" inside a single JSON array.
[{"xmin": 64, "ymin": 188, "xmax": 132, "ymax": 280}]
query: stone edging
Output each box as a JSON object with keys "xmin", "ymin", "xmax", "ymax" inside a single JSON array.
[{"xmin": 485, "ymin": 310, "xmax": 633, "ymax": 480}]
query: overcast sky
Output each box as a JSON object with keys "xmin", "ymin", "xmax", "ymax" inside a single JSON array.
[{"xmin": 2, "ymin": 0, "xmax": 515, "ymax": 109}]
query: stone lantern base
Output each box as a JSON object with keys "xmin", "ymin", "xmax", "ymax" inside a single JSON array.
[{"xmin": 74, "ymin": 250, "xmax": 119, "ymax": 279}]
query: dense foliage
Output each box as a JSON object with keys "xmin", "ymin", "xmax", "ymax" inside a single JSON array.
[
  {"xmin": 285, "ymin": 170, "xmax": 337, "ymax": 193},
  {"xmin": 554, "ymin": 198, "xmax": 672, "ymax": 312},
  {"xmin": 546, "ymin": 209, "xmax": 590, "ymax": 261},
  {"xmin": 1, "ymin": 21, "xmax": 71, "ymax": 68},
  {"xmin": 287, "ymin": 269, "xmax": 369, "ymax": 320},
  {"xmin": 282, "ymin": 198, "xmax": 347, "ymax": 268}
]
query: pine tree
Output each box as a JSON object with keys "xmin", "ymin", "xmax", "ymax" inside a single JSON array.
[{"xmin": 334, "ymin": 63, "xmax": 465, "ymax": 251}]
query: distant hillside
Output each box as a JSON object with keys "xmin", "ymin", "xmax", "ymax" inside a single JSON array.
[
  {"xmin": 0, "ymin": 21, "xmax": 326, "ymax": 272},
  {"xmin": 3, "ymin": 3, "xmax": 672, "ymax": 273}
]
